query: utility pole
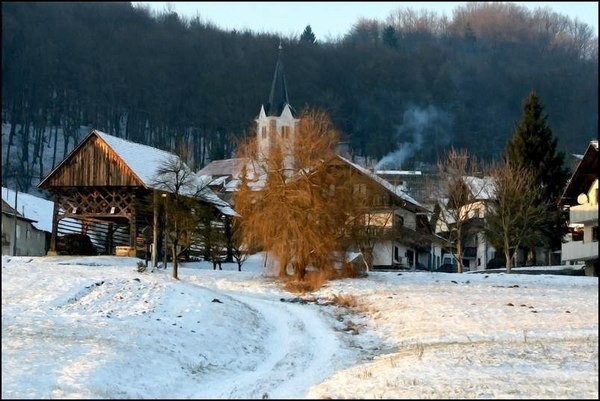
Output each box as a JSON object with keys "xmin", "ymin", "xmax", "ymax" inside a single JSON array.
[
  {"xmin": 12, "ymin": 173, "xmax": 18, "ymax": 256},
  {"xmin": 152, "ymin": 190, "xmax": 158, "ymax": 269},
  {"xmin": 162, "ymin": 193, "xmax": 168, "ymax": 269}
]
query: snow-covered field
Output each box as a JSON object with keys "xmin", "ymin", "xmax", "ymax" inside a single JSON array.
[{"xmin": 2, "ymin": 254, "xmax": 598, "ymax": 399}]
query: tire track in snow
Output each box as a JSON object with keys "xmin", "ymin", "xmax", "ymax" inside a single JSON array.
[{"xmin": 196, "ymin": 292, "xmax": 343, "ymax": 399}]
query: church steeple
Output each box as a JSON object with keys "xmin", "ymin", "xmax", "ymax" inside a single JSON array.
[
  {"xmin": 265, "ymin": 41, "xmax": 294, "ymax": 117},
  {"xmin": 256, "ymin": 43, "xmax": 300, "ymax": 174}
]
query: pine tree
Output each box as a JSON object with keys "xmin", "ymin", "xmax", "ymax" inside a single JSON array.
[
  {"xmin": 504, "ymin": 91, "xmax": 570, "ymax": 260},
  {"xmin": 300, "ymin": 25, "xmax": 316, "ymax": 44},
  {"xmin": 382, "ymin": 25, "xmax": 398, "ymax": 48}
]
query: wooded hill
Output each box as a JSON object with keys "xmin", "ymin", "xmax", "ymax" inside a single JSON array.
[{"xmin": 2, "ymin": 1, "xmax": 598, "ymax": 194}]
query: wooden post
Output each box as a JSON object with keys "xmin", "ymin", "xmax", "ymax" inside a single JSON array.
[
  {"xmin": 130, "ymin": 193, "xmax": 136, "ymax": 256},
  {"xmin": 48, "ymin": 193, "xmax": 59, "ymax": 255},
  {"xmin": 152, "ymin": 190, "xmax": 158, "ymax": 267}
]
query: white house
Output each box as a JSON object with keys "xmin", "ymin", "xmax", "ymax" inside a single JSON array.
[
  {"xmin": 1, "ymin": 187, "xmax": 53, "ymax": 256},
  {"xmin": 431, "ymin": 176, "xmax": 497, "ymax": 271},
  {"xmin": 560, "ymin": 140, "xmax": 598, "ymax": 276}
]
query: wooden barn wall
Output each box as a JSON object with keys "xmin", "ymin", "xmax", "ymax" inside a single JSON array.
[{"xmin": 45, "ymin": 136, "xmax": 141, "ymax": 187}]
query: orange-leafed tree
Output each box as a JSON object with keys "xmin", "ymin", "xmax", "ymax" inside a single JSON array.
[{"xmin": 233, "ymin": 108, "xmax": 348, "ymax": 283}]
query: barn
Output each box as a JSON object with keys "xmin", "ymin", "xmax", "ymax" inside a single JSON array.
[{"xmin": 38, "ymin": 129, "xmax": 235, "ymax": 259}]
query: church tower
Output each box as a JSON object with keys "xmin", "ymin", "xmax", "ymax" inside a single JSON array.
[{"xmin": 255, "ymin": 43, "xmax": 299, "ymax": 173}]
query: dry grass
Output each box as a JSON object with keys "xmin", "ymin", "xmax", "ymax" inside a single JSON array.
[
  {"xmin": 283, "ymin": 280, "xmax": 316, "ymax": 294},
  {"xmin": 331, "ymin": 293, "xmax": 358, "ymax": 308},
  {"xmin": 283, "ymin": 265, "xmax": 356, "ymax": 293}
]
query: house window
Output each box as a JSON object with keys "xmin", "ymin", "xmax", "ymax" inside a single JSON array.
[
  {"xmin": 16, "ymin": 225, "xmax": 21, "ymax": 239},
  {"xmin": 261, "ymin": 126, "xmax": 267, "ymax": 139},
  {"xmin": 353, "ymin": 183, "xmax": 366, "ymax": 196},
  {"xmin": 593, "ymin": 226, "xmax": 598, "ymax": 242},
  {"xmin": 26, "ymin": 229, "xmax": 31, "ymax": 239},
  {"xmin": 394, "ymin": 214, "xmax": 404, "ymax": 228},
  {"xmin": 394, "ymin": 246, "xmax": 400, "ymax": 262},
  {"xmin": 281, "ymin": 126, "xmax": 290, "ymax": 139}
]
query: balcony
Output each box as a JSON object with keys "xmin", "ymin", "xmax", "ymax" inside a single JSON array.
[
  {"xmin": 569, "ymin": 204, "xmax": 598, "ymax": 224},
  {"xmin": 561, "ymin": 240, "xmax": 598, "ymax": 262}
]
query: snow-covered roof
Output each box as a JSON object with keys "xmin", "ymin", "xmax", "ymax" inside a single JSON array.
[
  {"xmin": 95, "ymin": 131, "xmax": 237, "ymax": 217},
  {"xmin": 2, "ymin": 187, "xmax": 53, "ymax": 232},
  {"xmin": 94, "ymin": 131, "xmax": 180, "ymax": 189},
  {"xmin": 2, "ymin": 199, "xmax": 32, "ymax": 221},
  {"xmin": 462, "ymin": 176, "xmax": 495, "ymax": 200},
  {"xmin": 337, "ymin": 155, "xmax": 429, "ymax": 212}
]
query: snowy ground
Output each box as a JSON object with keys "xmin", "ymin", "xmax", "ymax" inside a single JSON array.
[{"xmin": 2, "ymin": 254, "xmax": 598, "ymax": 399}]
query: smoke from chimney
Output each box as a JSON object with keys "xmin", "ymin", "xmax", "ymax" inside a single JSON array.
[{"xmin": 375, "ymin": 105, "xmax": 451, "ymax": 170}]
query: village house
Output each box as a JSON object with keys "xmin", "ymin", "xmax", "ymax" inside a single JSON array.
[
  {"xmin": 560, "ymin": 139, "xmax": 598, "ymax": 276},
  {"xmin": 430, "ymin": 175, "xmax": 497, "ymax": 271},
  {"xmin": 1, "ymin": 195, "xmax": 47, "ymax": 256}
]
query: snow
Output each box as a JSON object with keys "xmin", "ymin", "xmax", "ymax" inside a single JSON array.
[
  {"xmin": 463, "ymin": 175, "xmax": 496, "ymax": 200},
  {"xmin": 2, "ymin": 254, "xmax": 597, "ymax": 399},
  {"xmin": 2, "ymin": 187, "xmax": 54, "ymax": 233},
  {"xmin": 94, "ymin": 130, "xmax": 177, "ymax": 189}
]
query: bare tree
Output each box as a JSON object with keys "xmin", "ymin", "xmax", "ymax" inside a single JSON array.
[
  {"xmin": 151, "ymin": 147, "xmax": 204, "ymax": 280},
  {"xmin": 485, "ymin": 160, "xmax": 546, "ymax": 273},
  {"xmin": 432, "ymin": 148, "xmax": 487, "ymax": 273}
]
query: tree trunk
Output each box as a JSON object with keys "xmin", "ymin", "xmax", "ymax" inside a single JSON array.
[
  {"xmin": 171, "ymin": 242, "xmax": 178, "ymax": 279},
  {"xmin": 504, "ymin": 237, "xmax": 513, "ymax": 273},
  {"xmin": 456, "ymin": 236, "xmax": 464, "ymax": 273}
]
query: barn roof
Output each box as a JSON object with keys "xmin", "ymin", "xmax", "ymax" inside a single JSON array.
[
  {"xmin": 93, "ymin": 130, "xmax": 179, "ymax": 188},
  {"xmin": 38, "ymin": 130, "xmax": 237, "ymax": 217}
]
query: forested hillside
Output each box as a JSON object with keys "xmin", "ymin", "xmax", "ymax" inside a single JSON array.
[{"xmin": 2, "ymin": 1, "xmax": 597, "ymax": 194}]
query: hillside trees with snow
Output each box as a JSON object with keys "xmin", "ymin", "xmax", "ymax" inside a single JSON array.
[{"xmin": 1, "ymin": 2, "xmax": 597, "ymax": 195}]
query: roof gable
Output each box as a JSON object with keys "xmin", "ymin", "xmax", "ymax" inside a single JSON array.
[
  {"xmin": 562, "ymin": 140, "xmax": 599, "ymax": 205},
  {"xmin": 334, "ymin": 156, "xmax": 429, "ymax": 212},
  {"xmin": 39, "ymin": 130, "xmax": 148, "ymax": 188}
]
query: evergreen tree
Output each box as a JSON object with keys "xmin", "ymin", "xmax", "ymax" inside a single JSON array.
[
  {"xmin": 382, "ymin": 25, "xmax": 398, "ymax": 48},
  {"xmin": 504, "ymin": 91, "xmax": 570, "ymax": 260},
  {"xmin": 300, "ymin": 25, "xmax": 316, "ymax": 44}
]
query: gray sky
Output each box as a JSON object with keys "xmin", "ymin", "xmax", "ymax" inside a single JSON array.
[{"xmin": 133, "ymin": 2, "xmax": 599, "ymax": 40}]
